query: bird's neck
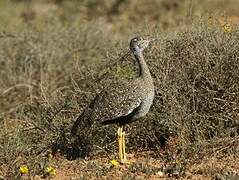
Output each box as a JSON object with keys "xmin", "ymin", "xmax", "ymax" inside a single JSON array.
[{"xmin": 134, "ymin": 52, "xmax": 152, "ymax": 80}]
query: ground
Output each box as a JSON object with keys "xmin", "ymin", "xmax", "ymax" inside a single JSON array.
[{"xmin": 31, "ymin": 152, "xmax": 239, "ymax": 179}]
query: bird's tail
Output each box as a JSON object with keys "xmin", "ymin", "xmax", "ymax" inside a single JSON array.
[
  {"xmin": 71, "ymin": 95, "xmax": 99, "ymax": 136},
  {"xmin": 71, "ymin": 108, "xmax": 92, "ymax": 136}
]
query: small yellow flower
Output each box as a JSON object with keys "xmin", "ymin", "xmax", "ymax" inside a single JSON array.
[
  {"xmin": 45, "ymin": 166, "xmax": 56, "ymax": 176},
  {"xmin": 207, "ymin": 16, "xmax": 213, "ymax": 25},
  {"xmin": 48, "ymin": 153, "xmax": 53, "ymax": 159},
  {"xmin": 157, "ymin": 171, "xmax": 165, "ymax": 177},
  {"xmin": 223, "ymin": 24, "xmax": 232, "ymax": 33},
  {"xmin": 19, "ymin": 165, "xmax": 29, "ymax": 174},
  {"xmin": 175, "ymin": 159, "xmax": 180, "ymax": 164},
  {"xmin": 110, "ymin": 159, "xmax": 119, "ymax": 167}
]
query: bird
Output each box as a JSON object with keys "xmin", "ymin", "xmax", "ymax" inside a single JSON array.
[{"xmin": 71, "ymin": 36, "xmax": 155, "ymax": 164}]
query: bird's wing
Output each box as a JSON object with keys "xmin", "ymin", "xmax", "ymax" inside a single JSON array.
[
  {"xmin": 71, "ymin": 81, "xmax": 142, "ymax": 135},
  {"xmin": 91, "ymin": 81, "xmax": 142, "ymax": 123}
]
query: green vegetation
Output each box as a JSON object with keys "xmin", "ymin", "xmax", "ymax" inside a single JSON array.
[{"xmin": 0, "ymin": 0, "xmax": 238, "ymax": 179}]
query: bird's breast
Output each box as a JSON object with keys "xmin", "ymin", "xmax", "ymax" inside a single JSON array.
[{"xmin": 133, "ymin": 88, "xmax": 155, "ymax": 119}]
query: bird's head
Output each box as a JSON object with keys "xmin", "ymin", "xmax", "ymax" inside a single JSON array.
[{"xmin": 130, "ymin": 36, "xmax": 156, "ymax": 55}]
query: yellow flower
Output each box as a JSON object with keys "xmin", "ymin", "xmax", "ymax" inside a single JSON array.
[
  {"xmin": 175, "ymin": 159, "xmax": 180, "ymax": 164},
  {"xmin": 45, "ymin": 166, "xmax": 56, "ymax": 176},
  {"xmin": 207, "ymin": 16, "xmax": 213, "ymax": 25},
  {"xmin": 110, "ymin": 159, "xmax": 119, "ymax": 167},
  {"xmin": 19, "ymin": 165, "xmax": 29, "ymax": 174},
  {"xmin": 223, "ymin": 24, "xmax": 232, "ymax": 33}
]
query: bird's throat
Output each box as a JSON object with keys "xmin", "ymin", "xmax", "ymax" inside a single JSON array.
[{"xmin": 134, "ymin": 53, "xmax": 152, "ymax": 80}]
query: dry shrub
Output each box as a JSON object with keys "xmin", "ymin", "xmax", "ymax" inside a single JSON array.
[
  {"xmin": 145, "ymin": 23, "xmax": 239, "ymax": 157},
  {"xmin": 0, "ymin": 19, "xmax": 118, "ymax": 177},
  {"xmin": 0, "ymin": 17, "xmax": 239, "ymax": 177},
  {"xmin": 71, "ymin": 22, "xmax": 239, "ymax": 160}
]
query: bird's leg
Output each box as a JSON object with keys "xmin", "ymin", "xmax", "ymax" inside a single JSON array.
[
  {"xmin": 122, "ymin": 127, "xmax": 127, "ymax": 162},
  {"xmin": 117, "ymin": 125, "xmax": 123, "ymax": 163}
]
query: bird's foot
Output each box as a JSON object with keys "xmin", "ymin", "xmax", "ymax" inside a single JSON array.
[{"xmin": 120, "ymin": 159, "xmax": 133, "ymax": 165}]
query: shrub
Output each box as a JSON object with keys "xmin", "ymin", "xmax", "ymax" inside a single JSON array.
[{"xmin": 0, "ymin": 17, "xmax": 238, "ymax": 178}]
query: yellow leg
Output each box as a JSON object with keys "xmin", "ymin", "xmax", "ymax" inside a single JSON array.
[
  {"xmin": 117, "ymin": 126, "xmax": 123, "ymax": 163},
  {"xmin": 122, "ymin": 130, "xmax": 127, "ymax": 162}
]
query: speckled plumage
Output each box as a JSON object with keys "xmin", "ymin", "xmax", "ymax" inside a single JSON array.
[{"xmin": 71, "ymin": 37, "xmax": 155, "ymax": 135}]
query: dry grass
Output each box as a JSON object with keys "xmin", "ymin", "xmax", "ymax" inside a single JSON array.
[{"xmin": 0, "ymin": 0, "xmax": 239, "ymax": 179}]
